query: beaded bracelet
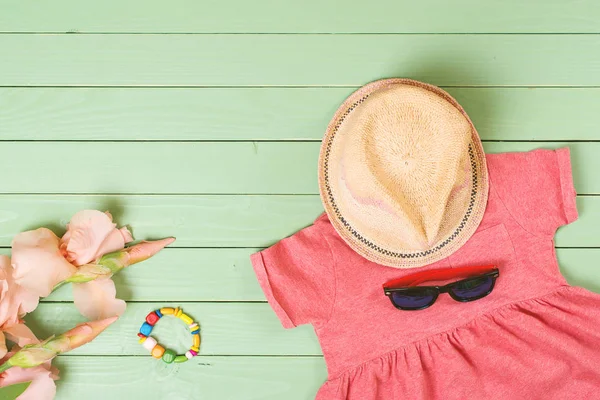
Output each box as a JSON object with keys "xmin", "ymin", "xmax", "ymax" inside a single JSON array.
[{"xmin": 137, "ymin": 307, "xmax": 201, "ymax": 364}]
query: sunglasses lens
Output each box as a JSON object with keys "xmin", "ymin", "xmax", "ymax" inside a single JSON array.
[
  {"xmin": 391, "ymin": 288, "xmax": 437, "ymax": 310},
  {"xmin": 450, "ymin": 275, "xmax": 494, "ymax": 301}
]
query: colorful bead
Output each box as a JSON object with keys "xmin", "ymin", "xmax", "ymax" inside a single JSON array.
[
  {"xmin": 188, "ymin": 323, "xmax": 198, "ymax": 331},
  {"xmin": 191, "ymin": 329, "xmax": 200, "ymax": 335},
  {"xmin": 192, "ymin": 334, "xmax": 200, "ymax": 348},
  {"xmin": 155, "ymin": 309, "xmax": 163, "ymax": 318},
  {"xmin": 146, "ymin": 311, "xmax": 160, "ymax": 326},
  {"xmin": 140, "ymin": 322, "xmax": 153, "ymax": 336},
  {"xmin": 137, "ymin": 332, "xmax": 146, "ymax": 338},
  {"xmin": 188, "ymin": 349, "xmax": 198, "ymax": 357},
  {"xmin": 143, "ymin": 337, "xmax": 158, "ymax": 351},
  {"xmin": 185, "ymin": 351, "xmax": 194, "ymax": 359},
  {"xmin": 162, "ymin": 349, "xmax": 176, "ymax": 364},
  {"xmin": 138, "ymin": 337, "xmax": 147, "ymax": 344},
  {"xmin": 160, "ymin": 307, "xmax": 174, "ymax": 315},
  {"xmin": 174, "ymin": 307, "xmax": 183, "ymax": 317},
  {"xmin": 179, "ymin": 313, "xmax": 193, "ymax": 324},
  {"xmin": 174, "ymin": 355, "xmax": 188, "ymax": 363},
  {"xmin": 190, "ymin": 346, "xmax": 199, "ymax": 352},
  {"xmin": 151, "ymin": 345, "xmax": 165, "ymax": 358}
]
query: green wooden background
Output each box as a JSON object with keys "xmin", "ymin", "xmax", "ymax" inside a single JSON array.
[{"xmin": 1, "ymin": 1, "xmax": 600, "ymax": 398}]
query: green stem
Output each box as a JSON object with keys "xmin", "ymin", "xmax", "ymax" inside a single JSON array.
[{"xmin": 0, "ymin": 362, "xmax": 12, "ymax": 374}]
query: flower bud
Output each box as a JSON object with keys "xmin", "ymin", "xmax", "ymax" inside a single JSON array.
[
  {"xmin": 64, "ymin": 316, "xmax": 117, "ymax": 349},
  {"xmin": 1, "ymin": 317, "xmax": 118, "ymax": 370},
  {"xmin": 4, "ymin": 346, "xmax": 56, "ymax": 369},
  {"xmin": 97, "ymin": 237, "xmax": 175, "ymax": 272}
]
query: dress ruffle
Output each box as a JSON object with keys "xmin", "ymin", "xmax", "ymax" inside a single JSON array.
[{"xmin": 317, "ymin": 286, "xmax": 600, "ymax": 400}]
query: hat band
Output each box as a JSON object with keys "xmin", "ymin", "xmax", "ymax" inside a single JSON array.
[{"xmin": 323, "ymin": 94, "xmax": 480, "ymax": 260}]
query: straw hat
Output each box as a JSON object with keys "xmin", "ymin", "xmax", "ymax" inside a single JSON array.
[{"xmin": 318, "ymin": 79, "xmax": 488, "ymax": 268}]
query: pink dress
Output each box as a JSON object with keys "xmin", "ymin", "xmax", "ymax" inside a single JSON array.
[{"xmin": 251, "ymin": 148, "xmax": 600, "ymax": 399}]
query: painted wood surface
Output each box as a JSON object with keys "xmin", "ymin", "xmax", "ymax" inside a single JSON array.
[
  {"xmin": 38, "ymin": 248, "xmax": 600, "ymax": 303},
  {"xmin": 51, "ymin": 356, "xmax": 327, "ymax": 400},
  {"xmin": 24, "ymin": 245, "xmax": 600, "ymax": 355},
  {"xmin": 3, "ymin": 35, "xmax": 600, "ymax": 86},
  {"xmin": 1, "ymin": 88, "xmax": 600, "ymax": 141},
  {"xmin": 2, "ymin": 3, "xmax": 600, "ymax": 399},
  {"xmin": 2, "ymin": 0, "xmax": 600, "ymax": 33},
  {"xmin": 0, "ymin": 196, "xmax": 595, "ymax": 248},
  {"xmin": 0, "ymin": 142, "xmax": 599, "ymax": 194}
]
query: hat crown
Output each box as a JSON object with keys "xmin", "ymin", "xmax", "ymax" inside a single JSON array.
[{"xmin": 319, "ymin": 79, "xmax": 488, "ymax": 268}]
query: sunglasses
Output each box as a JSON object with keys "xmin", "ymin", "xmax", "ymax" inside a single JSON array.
[{"xmin": 383, "ymin": 265, "xmax": 500, "ymax": 311}]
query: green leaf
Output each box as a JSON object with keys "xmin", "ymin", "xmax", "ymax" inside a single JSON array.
[{"xmin": 0, "ymin": 381, "xmax": 32, "ymax": 400}]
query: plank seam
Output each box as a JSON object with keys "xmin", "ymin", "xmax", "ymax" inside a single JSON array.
[
  {"xmin": 2, "ymin": 140, "xmax": 600, "ymax": 143},
  {"xmin": 2, "ymin": 32, "xmax": 600, "ymax": 35},
  {"xmin": 0, "ymin": 192, "xmax": 322, "ymax": 195},
  {"xmin": 37, "ymin": 300, "xmax": 269, "ymax": 304},
  {"xmin": 3, "ymin": 85, "xmax": 600, "ymax": 89},
  {"xmin": 57, "ymin": 354, "xmax": 325, "ymax": 358}
]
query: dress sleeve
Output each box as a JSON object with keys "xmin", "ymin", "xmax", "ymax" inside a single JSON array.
[
  {"xmin": 487, "ymin": 147, "xmax": 578, "ymax": 237},
  {"xmin": 250, "ymin": 220, "xmax": 336, "ymax": 329}
]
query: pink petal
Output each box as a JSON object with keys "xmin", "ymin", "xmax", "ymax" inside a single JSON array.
[
  {"xmin": 0, "ymin": 255, "xmax": 10, "ymax": 276},
  {"xmin": 3, "ymin": 324, "xmax": 39, "ymax": 347},
  {"xmin": 0, "ymin": 364, "xmax": 57, "ymax": 400},
  {"xmin": 0, "ymin": 257, "xmax": 39, "ymax": 326},
  {"xmin": 61, "ymin": 210, "xmax": 119, "ymax": 266},
  {"xmin": 11, "ymin": 229, "xmax": 76, "ymax": 298},
  {"xmin": 72, "ymin": 279, "xmax": 126, "ymax": 320},
  {"xmin": 0, "ymin": 257, "xmax": 20, "ymax": 328},
  {"xmin": 90, "ymin": 228, "xmax": 130, "ymax": 263},
  {"xmin": 120, "ymin": 227, "xmax": 134, "ymax": 243},
  {"xmin": 15, "ymin": 289, "xmax": 40, "ymax": 316}
]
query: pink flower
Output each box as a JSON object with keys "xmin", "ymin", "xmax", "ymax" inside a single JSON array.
[
  {"xmin": 11, "ymin": 210, "xmax": 173, "ymax": 321},
  {"xmin": 10, "ymin": 211, "xmax": 132, "ymax": 321},
  {"xmin": 0, "ymin": 256, "xmax": 42, "ymax": 360},
  {"xmin": 59, "ymin": 211, "xmax": 132, "ymax": 321},
  {"xmin": 60, "ymin": 210, "xmax": 133, "ymax": 266},
  {"xmin": 70, "ymin": 239, "xmax": 175, "ymax": 320},
  {"xmin": 0, "ymin": 351, "xmax": 58, "ymax": 400},
  {"xmin": 6, "ymin": 317, "xmax": 118, "ymax": 368},
  {"xmin": 0, "ymin": 318, "xmax": 115, "ymax": 400},
  {"xmin": 11, "ymin": 229, "xmax": 77, "ymax": 299}
]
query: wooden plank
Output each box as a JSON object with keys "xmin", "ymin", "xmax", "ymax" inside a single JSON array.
[
  {"xmin": 51, "ymin": 356, "xmax": 327, "ymax": 400},
  {"xmin": 556, "ymin": 197, "xmax": 600, "ymax": 248},
  {"xmin": 26, "ymin": 303, "xmax": 321, "ymax": 356},
  {"xmin": 50, "ymin": 247, "xmax": 600, "ymax": 302},
  {"xmin": 0, "ymin": 142, "xmax": 597, "ymax": 194},
  {"xmin": 19, "ymin": 247, "xmax": 600, "ymax": 303},
  {"xmin": 0, "ymin": 195, "xmax": 594, "ymax": 250},
  {"xmin": 1, "ymin": 0, "xmax": 599, "ymax": 33},
  {"xmin": 558, "ymin": 249, "xmax": 600, "ymax": 294},
  {"xmin": 27, "ymin": 250, "xmax": 600, "ymax": 356},
  {"xmin": 2, "ymin": 88, "xmax": 600, "ymax": 141},
  {"xmin": 2, "ymin": 35, "xmax": 600, "ymax": 86},
  {"xmin": 0, "ymin": 195, "xmax": 320, "ymax": 248},
  {"xmin": 41, "ymin": 248, "xmax": 267, "ymax": 302}
]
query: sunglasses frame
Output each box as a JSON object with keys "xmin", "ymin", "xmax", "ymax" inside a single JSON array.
[{"xmin": 383, "ymin": 268, "xmax": 500, "ymax": 311}]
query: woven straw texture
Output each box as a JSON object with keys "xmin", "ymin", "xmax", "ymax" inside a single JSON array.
[{"xmin": 318, "ymin": 79, "xmax": 489, "ymax": 268}]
